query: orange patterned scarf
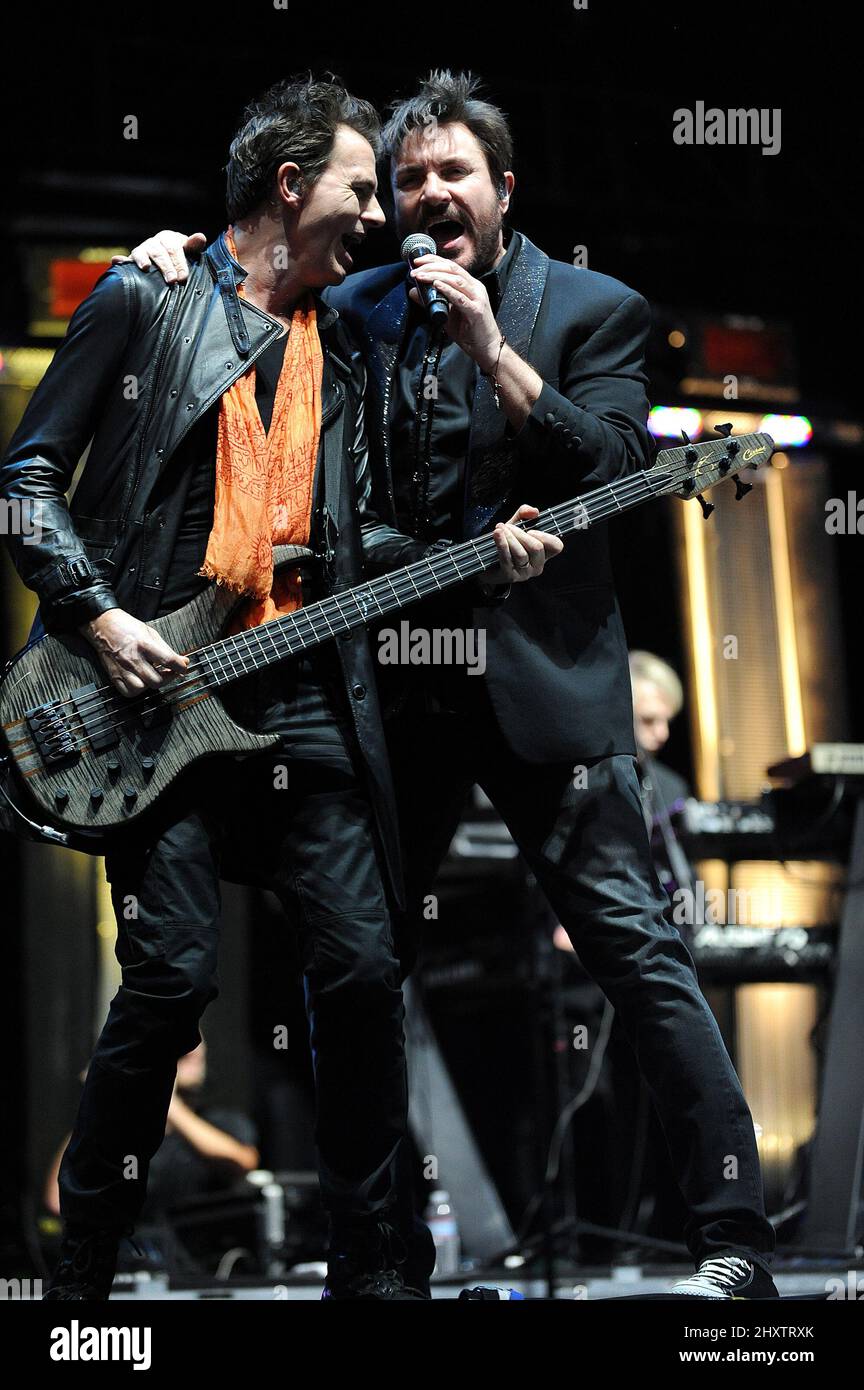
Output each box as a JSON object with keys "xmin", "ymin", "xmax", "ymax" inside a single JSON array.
[{"xmin": 198, "ymin": 231, "xmax": 323, "ymax": 633}]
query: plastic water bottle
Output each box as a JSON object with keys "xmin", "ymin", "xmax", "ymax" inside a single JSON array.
[{"xmin": 424, "ymin": 1189, "xmax": 461, "ymax": 1277}]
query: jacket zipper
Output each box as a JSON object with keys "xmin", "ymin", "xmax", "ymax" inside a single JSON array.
[{"xmin": 119, "ymin": 284, "xmax": 183, "ymax": 533}]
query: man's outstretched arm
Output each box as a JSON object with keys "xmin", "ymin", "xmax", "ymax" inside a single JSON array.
[{"xmin": 112, "ymin": 229, "xmax": 205, "ymax": 281}]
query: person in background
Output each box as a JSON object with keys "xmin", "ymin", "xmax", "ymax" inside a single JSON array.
[
  {"xmin": 628, "ymin": 650, "xmax": 694, "ymax": 918},
  {"xmin": 629, "ymin": 649, "xmax": 689, "ymax": 814},
  {"xmin": 44, "ymin": 1040, "xmax": 259, "ymax": 1220}
]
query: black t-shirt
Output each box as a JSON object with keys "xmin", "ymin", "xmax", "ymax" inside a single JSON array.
[
  {"xmin": 155, "ymin": 334, "xmax": 351, "ymax": 757},
  {"xmin": 385, "ymin": 233, "xmax": 520, "ymax": 715},
  {"xmin": 139, "ymin": 1104, "xmax": 258, "ymax": 1219},
  {"xmin": 389, "ymin": 229, "xmax": 519, "ymax": 544}
]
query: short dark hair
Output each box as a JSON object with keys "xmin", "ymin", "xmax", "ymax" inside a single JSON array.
[
  {"xmin": 226, "ymin": 74, "xmax": 381, "ymax": 222},
  {"xmin": 381, "ymin": 70, "xmax": 513, "ymax": 195}
]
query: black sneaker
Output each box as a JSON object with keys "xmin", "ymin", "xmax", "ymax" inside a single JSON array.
[
  {"xmin": 670, "ymin": 1255, "xmax": 779, "ymax": 1299},
  {"xmin": 322, "ymin": 1218, "xmax": 430, "ymax": 1301},
  {"xmin": 43, "ymin": 1222, "xmax": 137, "ymax": 1301}
]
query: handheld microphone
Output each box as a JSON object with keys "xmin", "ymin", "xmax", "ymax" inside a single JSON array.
[{"xmin": 401, "ymin": 233, "xmax": 450, "ymax": 326}]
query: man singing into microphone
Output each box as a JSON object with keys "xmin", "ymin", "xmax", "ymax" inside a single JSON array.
[{"xmin": 124, "ymin": 69, "xmax": 778, "ymax": 1301}]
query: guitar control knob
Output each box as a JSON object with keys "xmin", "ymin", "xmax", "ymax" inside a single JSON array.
[
  {"xmin": 123, "ymin": 786, "xmax": 138, "ymax": 805},
  {"xmin": 90, "ymin": 787, "xmax": 105, "ymax": 804},
  {"xmin": 107, "ymin": 758, "xmax": 120, "ymax": 775},
  {"xmin": 141, "ymin": 756, "xmax": 156, "ymax": 778},
  {"xmin": 54, "ymin": 787, "xmax": 69, "ymax": 806}
]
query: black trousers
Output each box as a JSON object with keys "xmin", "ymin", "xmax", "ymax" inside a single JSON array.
[
  {"xmin": 58, "ymin": 658, "xmax": 408, "ymax": 1231},
  {"xmin": 387, "ymin": 671, "xmax": 776, "ymax": 1275}
]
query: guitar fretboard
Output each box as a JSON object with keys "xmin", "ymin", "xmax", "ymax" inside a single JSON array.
[{"xmin": 190, "ymin": 432, "xmax": 767, "ymax": 690}]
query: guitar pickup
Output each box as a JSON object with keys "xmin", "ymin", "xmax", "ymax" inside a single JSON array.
[{"xmin": 71, "ymin": 683, "xmax": 120, "ymax": 752}]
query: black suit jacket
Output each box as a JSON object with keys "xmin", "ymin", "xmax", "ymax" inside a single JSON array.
[{"xmin": 326, "ymin": 230, "xmax": 654, "ymax": 763}]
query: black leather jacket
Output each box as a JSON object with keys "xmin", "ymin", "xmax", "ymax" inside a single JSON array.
[{"xmin": 0, "ymin": 232, "xmax": 423, "ymax": 900}]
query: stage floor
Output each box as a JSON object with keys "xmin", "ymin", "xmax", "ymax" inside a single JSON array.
[{"xmin": 105, "ymin": 1263, "xmax": 852, "ymax": 1301}]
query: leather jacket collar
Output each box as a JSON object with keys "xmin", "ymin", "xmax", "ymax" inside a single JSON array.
[{"xmin": 205, "ymin": 230, "xmax": 339, "ymax": 358}]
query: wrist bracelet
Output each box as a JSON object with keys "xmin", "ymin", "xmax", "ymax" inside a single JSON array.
[{"xmin": 482, "ymin": 332, "xmax": 507, "ymax": 409}]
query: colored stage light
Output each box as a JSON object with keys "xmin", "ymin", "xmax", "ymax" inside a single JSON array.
[
  {"xmin": 758, "ymin": 414, "xmax": 813, "ymax": 447},
  {"xmin": 648, "ymin": 406, "xmax": 703, "ymax": 438}
]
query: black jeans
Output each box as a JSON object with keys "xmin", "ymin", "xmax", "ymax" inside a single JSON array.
[
  {"xmin": 387, "ymin": 672, "xmax": 776, "ymax": 1274},
  {"xmin": 58, "ymin": 658, "xmax": 408, "ymax": 1231}
]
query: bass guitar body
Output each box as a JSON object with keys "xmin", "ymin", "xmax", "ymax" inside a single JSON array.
[{"xmin": 0, "ymin": 578, "xmax": 281, "ymax": 840}]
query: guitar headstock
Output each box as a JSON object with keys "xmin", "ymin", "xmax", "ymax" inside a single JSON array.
[{"xmin": 651, "ymin": 426, "xmax": 776, "ymax": 516}]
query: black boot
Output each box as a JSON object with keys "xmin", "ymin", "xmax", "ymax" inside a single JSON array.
[
  {"xmin": 43, "ymin": 1221, "xmax": 136, "ymax": 1301},
  {"xmin": 400, "ymin": 1217, "xmax": 437, "ymax": 1299},
  {"xmin": 322, "ymin": 1217, "xmax": 430, "ymax": 1300}
]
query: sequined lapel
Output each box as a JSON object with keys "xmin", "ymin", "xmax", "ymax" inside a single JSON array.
[
  {"xmin": 363, "ymin": 280, "xmax": 412, "ymax": 519},
  {"xmin": 463, "ymin": 232, "xmax": 550, "ymax": 537}
]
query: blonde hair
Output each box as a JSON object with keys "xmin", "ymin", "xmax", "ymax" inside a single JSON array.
[{"xmin": 628, "ymin": 650, "xmax": 684, "ymax": 717}]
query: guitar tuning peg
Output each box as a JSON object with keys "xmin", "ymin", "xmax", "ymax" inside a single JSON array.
[
  {"xmin": 680, "ymin": 429, "xmax": 692, "ymax": 445},
  {"xmin": 696, "ymin": 494, "xmax": 715, "ymax": 519},
  {"xmin": 734, "ymin": 476, "xmax": 753, "ymax": 501},
  {"xmin": 714, "ymin": 422, "xmax": 733, "ymax": 437},
  {"xmin": 718, "ymin": 438, "xmax": 740, "ymax": 475}
]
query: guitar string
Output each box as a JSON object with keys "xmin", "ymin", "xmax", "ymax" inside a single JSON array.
[
  {"xmin": 32, "ymin": 451, "xmax": 742, "ymax": 758},
  {"xmin": 39, "ymin": 532, "xmax": 501, "ymax": 733},
  {"xmin": 35, "ymin": 453, "xmax": 732, "ymax": 755},
  {"xmin": 36, "ymin": 472, "xmax": 668, "ymax": 749},
  {"xmin": 36, "ymin": 463, "xmax": 680, "ymax": 735}
]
